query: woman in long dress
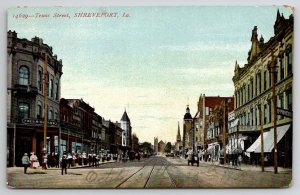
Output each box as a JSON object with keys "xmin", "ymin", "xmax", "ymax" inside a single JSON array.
[{"xmin": 30, "ymin": 152, "xmax": 39, "ymax": 168}]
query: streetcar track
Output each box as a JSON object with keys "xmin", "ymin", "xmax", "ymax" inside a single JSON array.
[
  {"xmin": 143, "ymin": 158, "xmax": 157, "ymax": 188},
  {"xmin": 115, "ymin": 157, "xmax": 157, "ymax": 188}
]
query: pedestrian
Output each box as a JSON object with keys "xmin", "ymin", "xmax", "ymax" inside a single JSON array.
[
  {"xmin": 67, "ymin": 153, "xmax": 72, "ymax": 168},
  {"xmin": 54, "ymin": 153, "xmax": 59, "ymax": 168},
  {"xmin": 30, "ymin": 152, "xmax": 39, "ymax": 169},
  {"xmin": 21, "ymin": 153, "xmax": 30, "ymax": 174},
  {"xmin": 61, "ymin": 154, "xmax": 68, "ymax": 175},
  {"xmin": 238, "ymin": 154, "xmax": 242, "ymax": 166},
  {"xmin": 42, "ymin": 153, "xmax": 48, "ymax": 169}
]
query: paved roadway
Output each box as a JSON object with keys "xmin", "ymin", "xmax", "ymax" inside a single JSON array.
[{"xmin": 7, "ymin": 156, "xmax": 292, "ymax": 188}]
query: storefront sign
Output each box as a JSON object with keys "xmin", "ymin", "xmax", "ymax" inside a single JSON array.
[{"xmin": 21, "ymin": 118, "xmax": 59, "ymax": 126}]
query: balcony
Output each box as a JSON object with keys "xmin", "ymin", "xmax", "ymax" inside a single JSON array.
[{"xmin": 13, "ymin": 84, "xmax": 38, "ymax": 97}]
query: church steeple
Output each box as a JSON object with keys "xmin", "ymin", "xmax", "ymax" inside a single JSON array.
[
  {"xmin": 184, "ymin": 105, "xmax": 192, "ymax": 120},
  {"xmin": 177, "ymin": 121, "xmax": 181, "ymax": 142}
]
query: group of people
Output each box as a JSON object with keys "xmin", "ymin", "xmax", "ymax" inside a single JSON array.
[{"xmin": 21, "ymin": 152, "xmax": 42, "ymax": 174}]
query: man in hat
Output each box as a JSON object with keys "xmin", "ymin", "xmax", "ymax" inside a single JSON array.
[
  {"xmin": 61, "ymin": 152, "xmax": 68, "ymax": 175},
  {"xmin": 21, "ymin": 153, "xmax": 30, "ymax": 174}
]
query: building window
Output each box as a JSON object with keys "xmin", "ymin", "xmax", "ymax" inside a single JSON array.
[
  {"xmin": 250, "ymin": 109, "xmax": 253, "ymax": 125},
  {"xmin": 256, "ymin": 72, "xmax": 261, "ymax": 95},
  {"xmin": 286, "ymin": 88, "xmax": 292, "ymax": 111},
  {"xmin": 205, "ymin": 107, "xmax": 209, "ymax": 115},
  {"xmin": 253, "ymin": 108, "xmax": 256, "ymax": 126},
  {"xmin": 264, "ymin": 71, "xmax": 267, "ymax": 91},
  {"xmin": 38, "ymin": 66, "xmax": 43, "ymax": 92},
  {"xmin": 244, "ymin": 85, "xmax": 246, "ymax": 103},
  {"xmin": 18, "ymin": 66, "xmax": 29, "ymax": 86},
  {"xmin": 55, "ymin": 82, "xmax": 59, "ymax": 100},
  {"xmin": 269, "ymin": 70, "xmax": 272, "ymax": 89},
  {"xmin": 268, "ymin": 100, "xmax": 272, "ymax": 123},
  {"xmin": 274, "ymin": 60, "xmax": 278, "ymax": 84},
  {"xmin": 37, "ymin": 102, "xmax": 42, "ymax": 119},
  {"xmin": 18, "ymin": 102, "xmax": 29, "ymax": 120},
  {"xmin": 278, "ymin": 93, "xmax": 284, "ymax": 120},
  {"xmin": 256, "ymin": 105, "xmax": 261, "ymax": 125},
  {"xmin": 49, "ymin": 78, "xmax": 53, "ymax": 98},
  {"xmin": 264, "ymin": 104, "xmax": 267, "ymax": 124},
  {"xmin": 47, "ymin": 73, "xmax": 49, "ymax": 96},
  {"xmin": 250, "ymin": 79, "xmax": 253, "ymax": 99},
  {"xmin": 287, "ymin": 49, "xmax": 292, "ymax": 75},
  {"xmin": 247, "ymin": 83, "xmax": 250, "ymax": 102},
  {"xmin": 280, "ymin": 57, "xmax": 284, "ymax": 80}
]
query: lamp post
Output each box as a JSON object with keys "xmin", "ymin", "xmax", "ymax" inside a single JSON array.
[{"xmin": 268, "ymin": 48, "xmax": 278, "ymax": 174}]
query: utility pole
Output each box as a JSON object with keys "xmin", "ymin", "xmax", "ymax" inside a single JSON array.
[
  {"xmin": 43, "ymin": 53, "xmax": 48, "ymax": 153},
  {"xmin": 259, "ymin": 106, "xmax": 264, "ymax": 172},
  {"xmin": 223, "ymin": 100, "xmax": 227, "ymax": 165},
  {"xmin": 271, "ymin": 49, "xmax": 278, "ymax": 174}
]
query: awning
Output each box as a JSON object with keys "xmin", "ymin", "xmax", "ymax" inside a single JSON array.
[
  {"xmin": 246, "ymin": 124, "xmax": 290, "ymax": 153},
  {"xmin": 207, "ymin": 145, "xmax": 214, "ymax": 155},
  {"xmin": 231, "ymin": 119, "xmax": 239, "ymax": 127}
]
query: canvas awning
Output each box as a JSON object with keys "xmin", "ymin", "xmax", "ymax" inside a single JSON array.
[
  {"xmin": 231, "ymin": 118, "xmax": 239, "ymax": 127},
  {"xmin": 246, "ymin": 124, "xmax": 290, "ymax": 153}
]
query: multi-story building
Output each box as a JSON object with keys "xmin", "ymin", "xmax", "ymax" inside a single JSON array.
[
  {"xmin": 60, "ymin": 98, "xmax": 101, "ymax": 155},
  {"xmin": 7, "ymin": 31, "xmax": 63, "ymax": 166},
  {"xmin": 91, "ymin": 113, "xmax": 102, "ymax": 155},
  {"xmin": 232, "ymin": 10, "xmax": 293, "ymax": 167},
  {"xmin": 196, "ymin": 94, "xmax": 234, "ymax": 161},
  {"xmin": 115, "ymin": 122, "xmax": 123, "ymax": 155},
  {"xmin": 59, "ymin": 98, "xmax": 82, "ymax": 155}
]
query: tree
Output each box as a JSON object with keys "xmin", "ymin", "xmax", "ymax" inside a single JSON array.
[
  {"xmin": 139, "ymin": 142, "xmax": 153, "ymax": 154},
  {"xmin": 164, "ymin": 142, "xmax": 172, "ymax": 153}
]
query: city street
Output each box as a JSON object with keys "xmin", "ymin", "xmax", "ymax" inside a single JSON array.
[{"xmin": 7, "ymin": 156, "xmax": 292, "ymax": 188}]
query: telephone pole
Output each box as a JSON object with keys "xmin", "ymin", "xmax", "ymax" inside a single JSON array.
[
  {"xmin": 223, "ymin": 100, "xmax": 227, "ymax": 165},
  {"xmin": 269, "ymin": 48, "xmax": 278, "ymax": 174},
  {"xmin": 43, "ymin": 53, "xmax": 48, "ymax": 153}
]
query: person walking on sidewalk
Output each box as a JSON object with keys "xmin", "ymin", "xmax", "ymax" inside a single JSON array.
[
  {"xmin": 238, "ymin": 154, "xmax": 242, "ymax": 166},
  {"xmin": 61, "ymin": 154, "xmax": 68, "ymax": 175},
  {"xmin": 21, "ymin": 153, "xmax": 30, "ymax": 174}
]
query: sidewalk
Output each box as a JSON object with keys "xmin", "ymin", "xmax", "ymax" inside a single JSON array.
[
  {"xmin": 7, "ymin": 160, "xmax": 116, "ymax": 171},
  {"xmin": 200, "ymin": 160, "xmax": 292, "ymax": 173},
  {"xmin": 173, "ymin": 157, "xmax": 291, "ymax": 174}
]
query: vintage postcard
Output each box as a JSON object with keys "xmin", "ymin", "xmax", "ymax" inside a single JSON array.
[{"xmin": 6, "ymin": 6, "xmax": 293, "ymax": 188}]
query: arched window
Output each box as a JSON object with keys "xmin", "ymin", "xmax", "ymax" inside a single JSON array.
[
  {"xmin": 18, "ymin": 102, "xmax": 29, "ymax": 119},
  {"xmin": 18, "ymin": 66, "xmax": 29, "ymax": 85}
]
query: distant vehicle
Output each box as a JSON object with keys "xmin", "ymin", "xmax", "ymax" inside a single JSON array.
[{"xmin": 187, "ymin": 153, "xmax": 199, "ymax": 166}]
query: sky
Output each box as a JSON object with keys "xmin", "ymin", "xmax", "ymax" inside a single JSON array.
[{"xmin": 7, "ymin": 6, "xmax": 293, "ymax": 144}]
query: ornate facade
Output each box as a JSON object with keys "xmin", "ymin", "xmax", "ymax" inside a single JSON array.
[
  {"xmin": 7, "ymin": 31, "xmax": 63, "ymax": 166},
  {"xmin": 231, "ymin": 10, "xmax": 293, "ymax": 167}
]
